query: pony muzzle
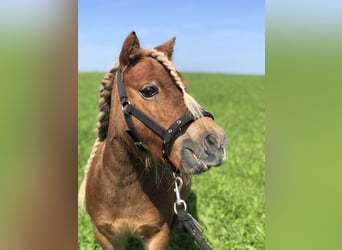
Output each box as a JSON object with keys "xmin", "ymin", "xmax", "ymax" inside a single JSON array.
[{"xmin": 179, "ymin": 131, "xmax": 227, "ymax": 175}]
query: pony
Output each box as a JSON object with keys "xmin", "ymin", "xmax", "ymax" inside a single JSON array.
[{"xmin": 78, "ymin": 31, "xmax": 226, "ymax": 250}]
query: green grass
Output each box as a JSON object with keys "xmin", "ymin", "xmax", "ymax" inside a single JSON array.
[{"xmin": 78, "ymin": 72, "xmax": 265, "ymax": 249}]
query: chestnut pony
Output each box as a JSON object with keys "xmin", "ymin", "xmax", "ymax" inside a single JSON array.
[{"xmin": 79, "ymin": 31, "xmax": 226, "ymax": 250}]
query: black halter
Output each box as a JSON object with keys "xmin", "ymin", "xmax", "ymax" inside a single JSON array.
[{"xmin": 116, "ymin": 67, "xmax": 214, "ymax": 173}]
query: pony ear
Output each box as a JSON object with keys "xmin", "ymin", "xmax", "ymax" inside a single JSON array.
[
  {"xmin": 119, "ymin": 31, "xmax": 142, "ymax": 68},
  {"xmin": 154, "ymin": 37, "xmax": 176, "ymax": 60}
]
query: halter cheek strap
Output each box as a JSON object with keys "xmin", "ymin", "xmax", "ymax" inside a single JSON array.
[{"xmin": 117, "ymin": 68, "xmax": 214, "ymax": 173}]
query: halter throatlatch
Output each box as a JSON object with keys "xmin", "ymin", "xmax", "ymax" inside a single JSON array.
[{"xmin": 117, "ymin": 67, "xmax": 214, "ymax": 173}]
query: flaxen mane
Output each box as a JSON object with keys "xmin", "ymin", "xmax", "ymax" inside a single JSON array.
[
  {"xmin": 78, "ymin": 62, "xmax": 119, "ymax": 207},
  {"xmin": 97, "ymin": 61, "xmax": 120, "ymax": 141},
  {"xmin": 78, "ymin": 49, "xmax": 202, "ymax": 207}
]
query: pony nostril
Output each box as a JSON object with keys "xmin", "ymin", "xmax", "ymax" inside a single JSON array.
[
  {"xmin": 206, "ymin": 134, "xmax": 218, "ymax": 147},
  {"xmin": 199, "ymin": 134, "xmax": 227, "ymax": 166}
]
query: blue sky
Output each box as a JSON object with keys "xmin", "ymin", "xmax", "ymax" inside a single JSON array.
[{"xmin": 79, "ymin": 1, "xmax": 264, "ymax": 74}]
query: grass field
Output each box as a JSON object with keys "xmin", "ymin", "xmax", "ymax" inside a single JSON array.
[{"xmin": 78, "ymin": 72, "xmax": 265, "ymax": 249}]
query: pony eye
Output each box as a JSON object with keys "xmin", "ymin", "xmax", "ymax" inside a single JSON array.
[{"xmin": 139, "ymin": 85, "xmax": 159, "ymax": 99}]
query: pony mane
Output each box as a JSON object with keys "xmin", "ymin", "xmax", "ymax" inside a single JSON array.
[
  {"xmin": 78, "ymin": 62, "xmax": 118, "ymax": 208},
  {"xmin": 97, "ymin": 61, "xmax": 120, "ymax": 141}
]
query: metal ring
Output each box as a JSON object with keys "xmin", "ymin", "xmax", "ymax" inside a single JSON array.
[
  {"xmin": 174, "ymin": 200, "xmax": 187, "ymax": 214},
  {"xmin": 121, "ymin": 101, "xmax": 131, "ymax": 111}
]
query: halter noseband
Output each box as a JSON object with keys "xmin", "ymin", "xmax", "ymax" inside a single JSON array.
[{"xmin": 116, "ymin": 67, "xmax": 214, "ymax": 173}]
